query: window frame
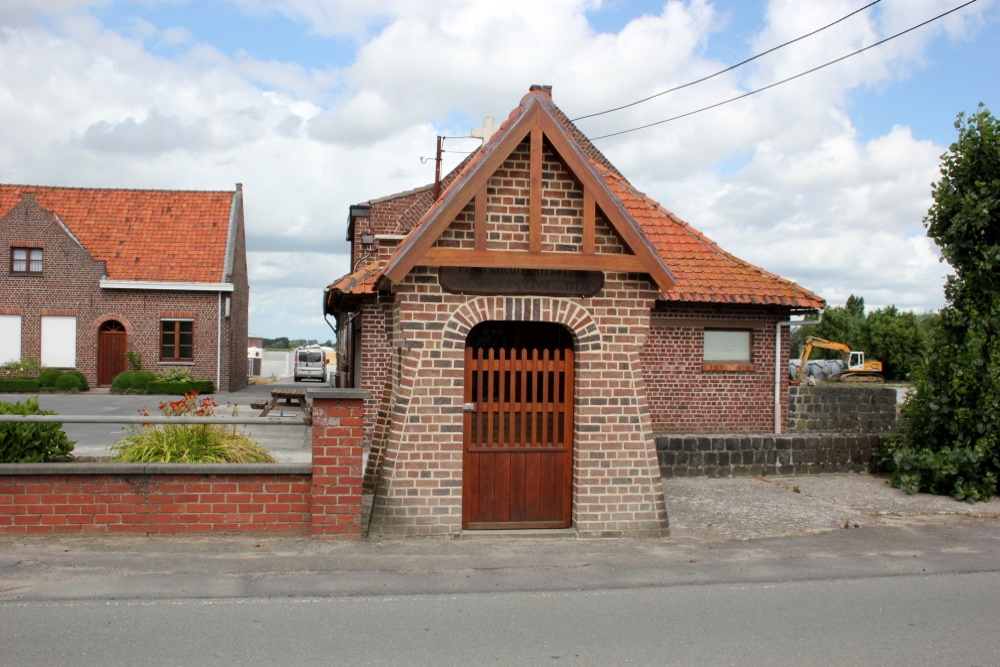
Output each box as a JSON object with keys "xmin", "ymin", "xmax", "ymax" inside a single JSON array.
[
  {"xmin": 702, "ymin": 328, "xmax": 755, "ymax": 372},
  {"xmin": 160, "ymin": 319, "xmax": 195, "ymax": 362},
  {"xmin": 11, "ymin": 247, "xmax": 43, "ymax": 274}
]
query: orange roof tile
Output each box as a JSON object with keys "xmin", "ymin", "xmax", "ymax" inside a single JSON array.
[
  {"xmin": 326, "ymin": 87, "xmax": 825, "ymax": 311},
  {"xmin": 0, "ymin": 184, "xmax": 236, "ymax": 283}
]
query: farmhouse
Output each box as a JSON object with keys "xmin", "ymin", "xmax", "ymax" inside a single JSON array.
[
  {"xmin": 0, "ymin": 184, "xmax": 249, "ymax": 391},
  {"xmin": 324, "ymin": 86, "xmax": 825, "ymax": 537}
]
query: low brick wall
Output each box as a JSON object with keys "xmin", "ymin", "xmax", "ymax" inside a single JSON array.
[
  {"xmin": 0, "ymin": 465, "xmax": 312, "ymax": 534},
  {"xmin": 788, "ymin": 385, "xmax": 898, "ymax": 434},
  {"xmin": 656, "ymin": 433, "xmax": 882, "ymax": 478},
  {"xmin": 0, "ymin": 389, "xmax": 369, "ymax": 539}
]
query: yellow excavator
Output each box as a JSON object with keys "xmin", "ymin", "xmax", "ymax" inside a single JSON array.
[{"xmin": 795, "ymin": 336, "xmax": 884, "ymax": 383}]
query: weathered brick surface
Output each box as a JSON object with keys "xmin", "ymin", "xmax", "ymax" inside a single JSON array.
[
  {"xmin": 640, "ymin": 306, "xmax": 790, "ymax": 434},
  {"xmin": 311, "ymin": 392, "xmax": 367, "ymax": 539},
  {"xmin": 0, "ymin": 194, "xmax": 247, "ymax": 391}
]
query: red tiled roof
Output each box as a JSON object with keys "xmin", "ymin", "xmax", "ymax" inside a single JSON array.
[
  {"xmin": 599, "ymin": 165, "xmax": 824, "ymax": 308},
  {"xmin": 0, "ymin": 184, "xmax": 236, "ymax": 282},
  {"xmin": 326, "ymin": 88, "xmax": 825, "ymax": 311}
]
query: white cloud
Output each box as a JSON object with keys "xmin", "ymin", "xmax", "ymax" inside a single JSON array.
[{"xmin": 1, "ymin": 0, "xmax": 993, "ymax": 340}]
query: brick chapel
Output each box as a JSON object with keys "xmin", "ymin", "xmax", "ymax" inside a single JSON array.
[{"xmin": 324, "ymin": 86, "xmax": 825, "ymax": 537}]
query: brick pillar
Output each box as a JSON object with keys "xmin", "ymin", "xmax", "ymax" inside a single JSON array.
[{"xmin": 308, "ymin": 388, "xmax": 369, "ymax": 539}]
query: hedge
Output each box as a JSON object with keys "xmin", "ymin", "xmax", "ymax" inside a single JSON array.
[
  {"xmin": 0, "ymin": 378, "xmax": 41, "ymax": 392},
  {"xmin": 146, "ymin": 380, "xmax": 215, "ymax": 395}
]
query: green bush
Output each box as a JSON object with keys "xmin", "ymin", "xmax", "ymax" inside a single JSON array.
[
  {"xmin": 130, "ymin": 371, "xmax": 156, "ymax": 393},
  {"xmin": 110, "ymin": 371, "xmax": 136, "ymax": 394},
  {"xmin": 0, "ymin": 396, "xmax": 75, "ymax": 462},
  {"xmin": 38, "ymin": 368, "xmax": 64, "ymax": 388},
  {"xmin": 64, "ymin": 370, "xmax": 89, "ymax": 392},
  {"xmin": 0, "ymin": 378, "xmax": 41, "ymax": 392},
  {"xmin": 146, "ymin": 380, "xmax": 214, "ymax": 395},
  {"xmin": 155, "ymin": 368, "xmax": 195, "ymax": 382},
  {"xmin": 0, "ymin": 357, "xmax": 44, "ymax": 379},
  {"xmin": 53, "ymin": 373, "xmax": 84, "ymax": 392}
]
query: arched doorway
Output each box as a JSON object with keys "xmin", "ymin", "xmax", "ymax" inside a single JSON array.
[
  {"xmin": 97, "ymin": 320, "xmax": 127, "ymax": 387},
  {"xmin": 462, "ymin": 321, "xmax": 574, "ymax": 530}
]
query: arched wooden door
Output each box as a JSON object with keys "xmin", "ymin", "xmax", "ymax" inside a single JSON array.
[
  {"xmin": 462, "ymin": 322, "xmax": 574, "ymax": 530},
  {"xmin": 97, "ymin": 320, "xmax": 127, "ymax": 386}
]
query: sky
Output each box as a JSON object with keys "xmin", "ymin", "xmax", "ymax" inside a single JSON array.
[{"xmin": 1, "ymin": 0, "xmax": 997, "ymax": 343}]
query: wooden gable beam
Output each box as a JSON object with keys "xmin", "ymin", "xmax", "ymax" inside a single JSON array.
[{"xmin": 529, "ymin": 125, "xmax": 543, "ymax": 253}]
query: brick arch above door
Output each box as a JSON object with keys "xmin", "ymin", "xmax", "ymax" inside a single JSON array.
[{"xmin": 440, "ymin": 297, "xmax": 601, "ymax": 352}]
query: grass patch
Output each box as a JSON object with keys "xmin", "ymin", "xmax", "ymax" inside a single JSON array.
[{"xmin": 110, "ymin": 392, "xmax": 274, "ymax": 464}]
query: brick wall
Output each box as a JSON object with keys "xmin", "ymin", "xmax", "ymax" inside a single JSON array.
[
  {"xmin": 0, "ymin": 389, "xmax": 367, "ymax": 537},
  {"xmin": 640, "ymin": 305, "xmax": 791, "ymax": 434},
  {"xmin": 0, "ymin": 195, "xmax": 246, "ymax": 391}
]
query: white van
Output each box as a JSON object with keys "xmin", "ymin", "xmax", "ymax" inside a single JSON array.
[{"xmin": 293, "ymin": 346, "xmax": 328, "ymax": 382}]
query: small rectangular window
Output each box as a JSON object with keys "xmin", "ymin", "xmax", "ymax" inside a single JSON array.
[
  {"xmin": 11, "ymin": 247, "xmax": 42, "ymax": 273},
  {"xmin": 161, "ymin": 320, "xmax": 194, "ymax": 361},
  {"xmin": 703, "ymin": 330, "xmax": 751, "ymax": 362}
]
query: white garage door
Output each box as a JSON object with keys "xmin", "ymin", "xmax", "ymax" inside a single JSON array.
[
  {"xmin": 41, "ymin": 315, "xmax": 77, "ymax": 368},
  {"xmin": 0, "ymin": 315, "xmax": 21, "ymax": 363}
]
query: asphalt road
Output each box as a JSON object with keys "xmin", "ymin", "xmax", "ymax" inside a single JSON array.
[{"xmin": 2, "ymin": 568, "xmax": 998, "ymax": 665}]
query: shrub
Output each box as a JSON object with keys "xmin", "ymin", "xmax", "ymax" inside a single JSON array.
[
  {"xmin": 147, "ymin": 379, "xmax": 215, "ymax": 395},
  {"xmin": 130, "ymin": 371, "xmax": 156, "ymax": 393},
  {"xmin": 54, "ymin": 373, "xmax": 84, "ymax": 392},
  {"xmin": 64, "ymin": 370, "xmax": 89, "ymax": 392},
  {"xmin": 156, "ymin": 368, "xmax": 195, "ymax": 382},
  {"xmin": 110, "ymin": 371, "xmax": 136, "ymax": 394},
  {"xmin": 0, "ymin": 396, "xmax": 75, "ymax": 462},
  {"xmin": 38, "ymin": 368, "xmax": 64, "ymax": 388},
  {"xmin": 111, "ymin": 392, "xmax": 272, "ymax": 463},
  {"xmin": 126, "ymin": 348, "xmax": 142, "ymax": 371},
  {"xmin": 0, "ymin": 378, "xmax": 41, "ymax": 392},
  {"xmin": 0, "ymin": 357, "xmax": 44, "ymax": 379}
]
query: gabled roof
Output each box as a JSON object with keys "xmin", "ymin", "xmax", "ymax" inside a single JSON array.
[
  {"xmin": 326, "ymin": 86, "xmax": 824, "ymax": 312},
  {"xmin": 381, "ymin": 87, "xmax": 677, "ymax": 293},
  {"xmin": 0, "ymin": 184, "xmax": 240, "ymax": 283}
]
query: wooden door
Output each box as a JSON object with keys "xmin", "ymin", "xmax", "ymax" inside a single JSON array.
[
  {"xmin": 463, "ymin": 346, "xmax": 574, "ymax": 529},
  {"xmin": 98, "ymin": 321, "xmax": 127, "ymax": 386}
]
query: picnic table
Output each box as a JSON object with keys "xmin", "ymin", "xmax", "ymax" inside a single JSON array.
[{"xmin": 250, "ymin": 388, "xmax": 311, "ymax": 419}]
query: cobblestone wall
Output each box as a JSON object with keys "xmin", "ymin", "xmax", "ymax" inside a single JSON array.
[
  {"xmin": 656, "ymin": 433, "xmax": 882, "ymax": 478},
  {"xmin": 788, "ymin": 385, "xmax": 898, "ymax": 434}
]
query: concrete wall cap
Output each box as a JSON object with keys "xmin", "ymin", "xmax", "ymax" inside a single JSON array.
[{"xmin": 308, "ymin": 388, "xmax": 371, "ymax": 401}]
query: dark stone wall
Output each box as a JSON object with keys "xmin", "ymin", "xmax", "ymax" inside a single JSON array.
[
  {"xmin": 656, "ymin": 433, "xmax": 882, "ymax": 478},
  {"xmin": 788, "ymin": 385, "xmax": 898, "ymax": 434}
]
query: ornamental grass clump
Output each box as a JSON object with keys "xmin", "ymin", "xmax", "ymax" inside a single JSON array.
[{"xmin": 110, "ymin": 392, "xmax": 274, "ymax": 463}]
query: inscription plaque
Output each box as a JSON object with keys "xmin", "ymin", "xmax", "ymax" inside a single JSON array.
[{"xmin": 439, "ymin": 267, "xmax": 604, "ymax": 297}]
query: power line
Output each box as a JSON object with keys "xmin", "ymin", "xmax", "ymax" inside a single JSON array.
[
  {"xmin": 572, "ymin": 0, "xmax": 883, "ymax": 122},
  {"xmin": 591, "ymin": 0, "xmax": 979, "ymax": 141}
]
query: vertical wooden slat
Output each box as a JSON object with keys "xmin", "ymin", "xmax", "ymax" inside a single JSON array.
[
  {"xmin": 474, "ymin": 187, "xmax": 487, "ymax": 251},
  {"xmin": 497, "ymin": 348, "xmax": 507, "ymax": 446},
  {"xmin": 583, "ymin": 188, "xmax": 595, "ymax": 255},
  {"xmin": 540, "ymin": 348, "xmax": 550, "ymax": 446},
  {"xmin": 486, "ymin": 347, "xmax": 495, "ymax": 447},
  {"xmin": 519, "ymin": 348, "xmax": 528, "ymax": 446},
  {"xmin": 530, "ymin": 347, "xmax": 540, "ymax": 447},
  {"xmin": 529, "ymin": 126, "xmax": 543, "ymax": 253}
]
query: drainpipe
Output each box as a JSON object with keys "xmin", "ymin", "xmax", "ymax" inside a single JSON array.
[
  {"xmin": 217, "ymin": 291, "xmax": 223, "ymax": 391},
  {"xmin": 774, "ymin": 310, "xmax": 823, "ymax": 434}
]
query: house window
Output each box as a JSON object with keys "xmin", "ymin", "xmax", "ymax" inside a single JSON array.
[
  {"xmin": 41, "ymin": 315, "xmax": 76, "ymax": 367},
  {"xmin": 11, "ymin": 248, "xmax": 43, "ymax": 273},
  {"xmin": 703, "ymin": 329, "xmax": 753, "ymax": 370},
  {"xmin": 161, "ymin": 320, "xmax": 194, "ymax": 361}
]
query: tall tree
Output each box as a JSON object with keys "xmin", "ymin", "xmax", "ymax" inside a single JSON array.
[{"xmin": 889, "ymin": 105, "xmax": 1000, "ymax": 501}]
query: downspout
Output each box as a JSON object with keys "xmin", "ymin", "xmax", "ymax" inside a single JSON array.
[
  {"xmin": 774, "ymin": 310, "xmax": 823, "ymax": 434},
  {"xmin": 217, "ymin": 291, "xmax": 223, "ymax": 391}
]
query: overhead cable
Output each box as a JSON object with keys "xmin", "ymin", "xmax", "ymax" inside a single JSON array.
[
  {"xmin": 591, "ymin": 0, "xmax": 979, "ymax": 141},
  {"xmin": 572, "ymin": 0, "xmax": 883, "ymax": 122}
]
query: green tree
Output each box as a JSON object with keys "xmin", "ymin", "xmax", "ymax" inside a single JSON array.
[{"xmin": 888, "ymin": 105, "xmax": 1000, "ymax": 502}]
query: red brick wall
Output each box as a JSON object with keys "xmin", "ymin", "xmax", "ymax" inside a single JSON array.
[
  {"xmin": 0, "ymin": 195, "xmax": 245, "ymax": 390},
  {"xmin": 0, "ymin": 390, "xmax": 367, "ymax": 538},
  {"xmin": 0, "ymin": 473, "xmax": 311, "ymax": 534},
  {"xmin": 640, "ymin": 304, "xmax": 791, "ymax": 434}
]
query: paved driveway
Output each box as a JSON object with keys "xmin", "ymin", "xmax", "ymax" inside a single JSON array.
[{"xmin": 0, "ymin": 380, "xmax": 317, "ymax": 462}]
